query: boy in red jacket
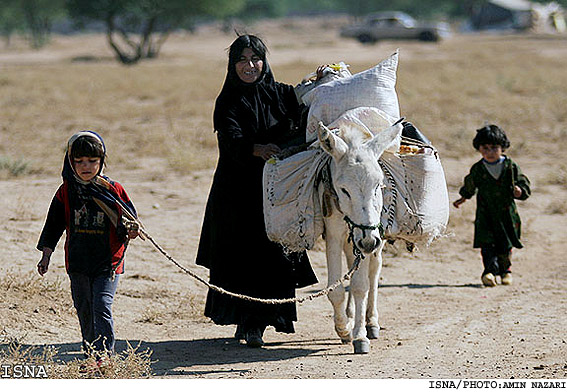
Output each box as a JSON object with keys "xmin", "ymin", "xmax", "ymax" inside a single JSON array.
[{"xmin": 37, "ymin": 131, "xmax": 139, "ymax": 356}]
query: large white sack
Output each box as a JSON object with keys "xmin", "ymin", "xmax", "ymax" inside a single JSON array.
[
  {"xmin": 294, "ymin": 62, "xmax": 352, "ymax": 104},
  {"xmin": 302, "ymin": 51, "xmax": 400, "ymax": 143},
  {"xmin": 263, "ymin": 148, "xmax": 330, "ymax": 252},
  {"xmin": 326, "ymin": 106, "xmax": 400, "ymax": 154},
  {"xmin": 379, "ymin": 147, "xmax": 449, "ymax": 246}
]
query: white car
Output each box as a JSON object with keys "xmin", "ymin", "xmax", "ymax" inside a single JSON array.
[{"xmin": 340, "ymin": 11, "xmax": 451, "ymax": 44}]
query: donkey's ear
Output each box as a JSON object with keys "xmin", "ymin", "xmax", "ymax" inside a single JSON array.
[
  {"xmin": 366, "ymin": 122, "xmax": 403, "ymax": 158},
  {"xmin": 318, "ymin": 121, "xmax": 348, "ymax": 160}
]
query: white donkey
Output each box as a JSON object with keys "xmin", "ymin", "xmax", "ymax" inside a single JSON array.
[{"xmin": 317, "ymin": 120, "xmax": 402, "ymax": 354}]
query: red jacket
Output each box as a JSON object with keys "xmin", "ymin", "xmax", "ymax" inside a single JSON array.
[{"xmin": 37, "ymin": 178, "xmax": 135, "ymax": 277}]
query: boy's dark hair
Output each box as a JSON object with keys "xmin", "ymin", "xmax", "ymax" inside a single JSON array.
[
  {"xmin": 70, "ymin": 135, "xmax": 105, "ymax": 159},
  {"xmin": 473, "ymin": 124, "xmax": 510, "ymax": 151}
]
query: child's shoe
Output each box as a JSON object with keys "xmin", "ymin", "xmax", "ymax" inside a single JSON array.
[
  {"xmin": 481, "ymin": 273, "xmax": 497, "ymax": 287},
  {"xmin": 501, "ymin": 272, "xmax": 512, "ymax": 285}
]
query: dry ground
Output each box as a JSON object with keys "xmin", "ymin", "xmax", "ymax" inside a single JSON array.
[{"xmin": 1, "ymin": 18, "xmax": 566, "ymax": 380}]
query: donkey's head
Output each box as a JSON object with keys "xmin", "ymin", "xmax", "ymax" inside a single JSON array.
[{"xmin": 318, "ymin": 120, "xmax": 402, "ymax": 254}]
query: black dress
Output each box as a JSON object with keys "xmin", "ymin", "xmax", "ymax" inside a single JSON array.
[{"xmin": 196, "ymin": 59, "xmax": 317, "ymax": 333}]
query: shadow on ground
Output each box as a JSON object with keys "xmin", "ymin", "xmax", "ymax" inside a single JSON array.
[{"xmin": 1, "ymin": 336, "xmax": 336, "ymax": 377}]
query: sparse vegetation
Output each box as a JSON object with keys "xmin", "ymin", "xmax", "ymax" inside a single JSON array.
[
  {"xmin": 0, "ymin": 155, "xmax": 33, "ymax": 178},
  {"xmin": 0, "ymin": 335, "xmax": 153, "ymax": 378}
]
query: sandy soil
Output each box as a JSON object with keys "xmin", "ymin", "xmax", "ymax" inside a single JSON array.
[{"xmin": 1, "ymin": 22, "xmax": 566, "ymax": 381}]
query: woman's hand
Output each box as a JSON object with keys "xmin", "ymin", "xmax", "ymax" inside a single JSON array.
[
  {"xmin": 315, "ymin": 64, "xmax": 329, "ymax": 81},
  {"xmin": 253, "ymin": 144, "xmax": 282, "ymax": 160},
  {"xmin": 513, "ymin": 185, "xmax": 523, "ymax": 198}
]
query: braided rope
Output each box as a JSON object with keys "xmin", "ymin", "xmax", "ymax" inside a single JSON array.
[{"xmin": 139, "ymin": 223, "xmax": 365, "ymax": 305}]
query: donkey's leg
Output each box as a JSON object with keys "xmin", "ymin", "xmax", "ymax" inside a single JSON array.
[
  {"xmin": 366, "ymin": 244, "xmax": 384, "ymax": 339},
  {"xmin": 349, "ymin": 250, "xmax": 370, "ymax": 354},
  {"xmin": 343, "ymin": 240, "xmax": 355, "ymax": 322},
  {"xmin": 343, "ymin": 239, "xmax": 354, "ymax": 322},
  {"xmin": 325, "ymin": 218, "xmax": 351, "ymax": 343}
]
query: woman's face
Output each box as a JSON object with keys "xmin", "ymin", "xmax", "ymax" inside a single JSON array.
[{"xmin": 235, "ymin": 47, "xmax": 263, "ymax": 84}]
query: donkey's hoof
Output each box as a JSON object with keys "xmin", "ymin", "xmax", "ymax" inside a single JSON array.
[
  {"xmin": 366, "ymin": 326, "xmax": 380, "ymax": 339},
  {"xmin": 353, "ymin": 339, "xmax": 370, "ymax": 354},
  {"xmin": 339, "ymin": 332, "xmax": 353, "ymax": 344}
]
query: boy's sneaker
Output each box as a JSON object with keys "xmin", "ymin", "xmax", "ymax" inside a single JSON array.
[
  {"xmin": 481, "ymin": 273, "xmax": 497, "ymax": 287},
  {"xmin": 501, "ymin": 273, "xmax": 513, "ymax": 285}
]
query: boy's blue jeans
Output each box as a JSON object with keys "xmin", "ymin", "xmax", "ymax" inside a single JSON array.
[{"xmin": 69, "ymin": 273, "xmax": 120, "ymax": 355}]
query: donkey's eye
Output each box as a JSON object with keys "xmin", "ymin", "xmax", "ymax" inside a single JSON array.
[{"xmin": 340, "ymin": 188, "xmax": 351, "ymax": 198}]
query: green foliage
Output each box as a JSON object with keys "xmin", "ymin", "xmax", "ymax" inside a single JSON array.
[
  {"xmin": 0, "ymin": 0, "xmax": 67, "ymax": 48},
  {"xmin": 66, "ymin": 0, "xmax": 246, "ymax": 63},
  {"xmin": 198, "ymin": 0, "xmax": 247, "ymax": 19},
  {"xmin": 0, "ymin": 2, "xmax": 22, "ymax": 43},
  {"xmin": 235, "ymin": 0, "xmax": 287, "ymax": 18}
]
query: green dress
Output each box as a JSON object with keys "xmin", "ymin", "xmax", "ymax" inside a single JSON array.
[{"xmin": 459, "ymin": 156, "xmax": 530, "ymax": 250}]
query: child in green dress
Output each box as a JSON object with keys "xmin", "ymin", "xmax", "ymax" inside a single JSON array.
[{"xmin": 453, "ymin": 125, "xmax": 530, "ymax": 287}]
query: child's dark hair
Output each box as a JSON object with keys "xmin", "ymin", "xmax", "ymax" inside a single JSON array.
[
  {"xmin": 70, "ymin": 135, "xmax": 105, "ymax": 159},
  {"xmin": 473, "ymin": 124, "xmax": 510, "ymax": 151}
]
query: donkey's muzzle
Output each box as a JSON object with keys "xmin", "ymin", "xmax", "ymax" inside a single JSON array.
[{"xmin": 357, "ymin": 231, "xmax": 382, "ymax": 254}]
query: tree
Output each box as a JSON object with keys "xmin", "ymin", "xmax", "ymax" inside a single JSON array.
[
  {"xmin": 0, "ymin": 1, "xmax": 21, "ymax": 47},
  {"xmin": 0, "ymin": 0, "xmax": 66, "ymax": 49},
  {"xmin": 67, "ymin": 0, "xmax": 245, "ymax": 65}
]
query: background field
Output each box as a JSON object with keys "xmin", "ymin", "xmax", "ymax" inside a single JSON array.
[{"xmin": 1, "ymin": 18, "xmax": 566, "ymax": 379}]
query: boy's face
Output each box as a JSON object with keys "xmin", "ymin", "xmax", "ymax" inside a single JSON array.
[
  {"xmin": 478, "ymin": 144, "xmax": 503, "ymax": 163},
  {"xmin": 73, "ymin": 156, "xmax": 101, "ymax": 182}
]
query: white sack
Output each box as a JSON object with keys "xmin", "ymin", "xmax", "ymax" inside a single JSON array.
[
  {"xmin": 302, "ymin": 51, "xmax": 400, "ymax": 143},
  {"xmin": 263, "ymin": 148, "xmax": 331, "ymax": 252},
  {"xmin": 294, "ymin": 62, "xmax": 352, "ymax": 104},
  {"xmin": 327, "ymin": 106, "xmax": 400, "ymax": 154},
  {"xmin": 379, "ymin": 147, "xmax": 449, "ymax": 246}
]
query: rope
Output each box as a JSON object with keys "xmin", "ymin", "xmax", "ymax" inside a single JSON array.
[{"xmin": 138, "ymin": 222, "xmax": 367, "ymax": 305}]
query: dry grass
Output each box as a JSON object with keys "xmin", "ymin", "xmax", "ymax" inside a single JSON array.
[
  {"xmin": 0, "ymin": 335, "xmax": 153, "ymax": 379},
  {"xmin": 1, "ymin": 270, "xmax": 65, "ymax": 300},
  {"xmin": 0, "ymin": 155, "xmax": 34, "ymax": 178}
]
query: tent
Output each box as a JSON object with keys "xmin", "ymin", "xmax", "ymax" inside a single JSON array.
[{"xmin": 469, "ymin": 0, "xmax": 534, "ymax": 30}]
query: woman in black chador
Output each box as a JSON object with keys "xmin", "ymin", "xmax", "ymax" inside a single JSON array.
[{"xmin": 196, "ymin": 34, "xmax": 318, "ymax": 348}]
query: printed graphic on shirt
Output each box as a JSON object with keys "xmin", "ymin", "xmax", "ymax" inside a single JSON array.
[
  {"xmin": 74, "ymin": 204, "xmax": 88, "ymax": 226},
  {"xmin": 95, "ymin": 211, "xmax": 105, "ymax": 227},
  {"xmin": 73, "ymin": 203, "xmax": 106, "ymax": 235}
]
